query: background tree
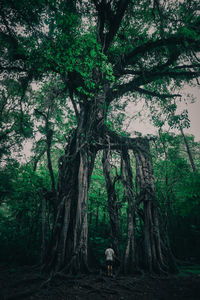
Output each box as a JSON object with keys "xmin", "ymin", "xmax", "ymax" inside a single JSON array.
[
  {"xmin": 152, "ymin": 131, "xmax": 200, "ymax": 263},
  {"xmin": 0, "ymin": 79, "xmax": 33, "ymax": 163}
]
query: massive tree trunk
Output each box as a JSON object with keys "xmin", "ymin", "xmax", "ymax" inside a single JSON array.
[
  {"xmin": 43, "ymin": 118, "xmax": 95, "ymax": 273},
  {"xmin": 43, "ymin": 86, "xmax": 107, "ymax": 274},
  {"xmin": 102, "ymin": 149, "xmax": 120, "ymax": 256},
  {"xmin": 121, "ymin": 149, "xmax": 137, "ymax": 274}
]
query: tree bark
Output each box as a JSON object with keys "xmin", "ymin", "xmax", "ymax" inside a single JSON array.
[
  {"xmin": 43, "ymin": 87, "xmax": 106, "ymax": 273},
  {"xmin": 33, "ymin": 147, "xmax": 46, "ymax": 172},
  {"xmin": 95, "ymin": 204, "xmax": 99, "ymax": 232},
  {"xmin": 102, "ymin": 149, "xmax": 120, "ymax": 256},
  {"xmin": 43, "ymin": 125, "xmax": 95, "ymax": 273},
  {"xmin": 41, "ymin": 197, "xmax": 47, "ymax": 264},
  {"xmin": 46, "ymin": 128, "xmax": 56, "ymax": 193},
  {"xmin": 133, "ymin": 139, "xmax": 177, "ymax": 273},
  {"xmin": 121, "ymin": 149, "xmax": 137, "ymax": 274},
  {"xmin": 180, "ymin": 127, "xmax": 197, "ymax": 173}
]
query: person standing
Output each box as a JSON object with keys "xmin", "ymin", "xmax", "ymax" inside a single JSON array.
[{"xmin": 105, "ymin": 246, "xmax": 115, "ymax": 277}]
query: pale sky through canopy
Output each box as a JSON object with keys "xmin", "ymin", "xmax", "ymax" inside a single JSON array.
[
  {"xmin": 126, "ymin": 85, "xmax": 200, "ymax": 141},
  {"xmin": 22, "ymin": 84, "xmax": 200, "ymax": 160}
]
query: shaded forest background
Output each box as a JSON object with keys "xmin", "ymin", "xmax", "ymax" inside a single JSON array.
[{"xmin": 0, "ymin": 0, "xmax": 200, "ymax": 277}]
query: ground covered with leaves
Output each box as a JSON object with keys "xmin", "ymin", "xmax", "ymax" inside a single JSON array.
[{"xmin": 1, "ymin": 265, "xmax": 200, "ymax": 300}]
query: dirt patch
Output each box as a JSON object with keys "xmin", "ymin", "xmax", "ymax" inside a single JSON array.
[{"xmin": 1, "ymin": 266, "xmax": 200, "ymax": 300}]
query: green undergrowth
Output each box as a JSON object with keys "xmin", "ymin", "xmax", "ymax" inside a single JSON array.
[{"xmin": 179, "ymin": 265, "xmax": 200, "ymax": 276}]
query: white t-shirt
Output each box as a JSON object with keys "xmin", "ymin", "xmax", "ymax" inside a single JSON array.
[{"xmin": 105, "ymin": 248, "xmax": 114, "ymax": 261}]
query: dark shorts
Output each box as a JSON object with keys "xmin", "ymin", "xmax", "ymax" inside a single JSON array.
[{"xmin": 106, "ymin": 260, "xmax": 113, "ymax": 266}]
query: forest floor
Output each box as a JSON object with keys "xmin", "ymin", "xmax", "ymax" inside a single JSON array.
[{"xmin": 0, "ymin": 265, "xmax": 200, "ymax": 300}]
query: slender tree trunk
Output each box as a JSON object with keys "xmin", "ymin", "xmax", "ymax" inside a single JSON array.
[
  {"xmin": 102, "ymin": 207, "xmax": 107, "ymax": 236},
  {"xmin": 33, "ymin": 148, "xmax": 46, "ymax": 171},
  {"xmin": 45, "ymin": 128, "xmax": 57, "ymax": 227},
  {"xmin": 46, "ymin": 128, "xmax": 56, "ymax": 193},
  {"xmin": 121, "ymin": 149, "xmax": 137, "ymax": 274},
  {"xmin": 159, "ymin": 131, "xmax": 173, "ymax": 232},
  {"xmin": 34, "ymin": 109, "xmax": 56, "ymax": 193},
  {"xmin": 35, "ymin": 111, "xmax": 57, "ymax": 258},
  {"xmin": 102, "ymin": 149, "xmax": 120, "ymax": 256},
  {"xmin": 41, "ymin": 197, "xmax": 47, "ymax": 264},
  {"xmin": 180, "ymin": 127, "xmax": 197, "ymax": 173},
  {"xmin": 95, "ymin": 205, "xmax": 99, "ymax": 232}
]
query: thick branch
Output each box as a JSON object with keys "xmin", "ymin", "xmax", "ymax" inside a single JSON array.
[
  {"xmin": 107, "ymin": 70, "xmax": 200, "ymax": 102},
  {"xmin": 92, "ymin": 0, "xmax": 106, "ymax": 45},
  {"xmin": 104, "ymin": 0, "xmax": 130, "ymax": 52},
  {"xmin": 69, "ymin": 88, "xmax": 80, "ymax": 121},
  {"xmin": 120, "ymin": 64, "xmax": 200, "ymax": 75},
  {"xmin": 173, "ymin": 64, "xmax": 200, "ymax": 70},
  {"xmin": 131, "ymin": 87, "xmax": 181, "ymax": 99},
  {"xmin": 115, "ymin": 35, "xmax": 200, "ymax": 71},
  {"xmin": 96, "ymin": 125, "xmax": 154, "ymax": 153}
]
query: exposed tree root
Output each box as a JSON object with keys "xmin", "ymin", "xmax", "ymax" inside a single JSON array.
[
  {"xmin": 5, "ymin": 287, "xmax": 40, "ymax": 300},
  {"xmin": 3, "ymin": 268, "xmax": 200, "ymax": 300},
  {"xmin": 4, "ymin": 274, "xmax": 53, "ymax": 300},
  {"xmin": 11, "ymin": 275, "xmax": 45, "ymax": 288}
]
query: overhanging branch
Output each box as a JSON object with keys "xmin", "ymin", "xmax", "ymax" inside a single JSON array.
[
  {"xmin": 107, "ymin": 70, "xmax": 200, "ymax": 102},
  {"xmin": 133, "ymin": 87, "xmax": 181, "ymax": 99},
  {"xmin": 172, "ymin": 64, "xmax": 200, "ymax": 70},
  {"xmin": 114, "ymin": 35, "xmax": 200, "ymax": 71}
]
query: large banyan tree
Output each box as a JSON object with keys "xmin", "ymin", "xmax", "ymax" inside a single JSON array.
[{"xmin": 1, "ymin": 0, "xmax": 200, "ymax": 274}]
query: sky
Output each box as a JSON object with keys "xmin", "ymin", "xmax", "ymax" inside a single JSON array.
[{"xmin": 125, "ymin": 84, "xmax": 200, "ymax": 141}]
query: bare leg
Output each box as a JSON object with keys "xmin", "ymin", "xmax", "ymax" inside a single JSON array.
[
  {"xmin": 108, "ymin": 265, "xmax": 111, "ymax": 276},
  {"xmin": 108, "ymin": 265, "xmax": 113, "ymax": 276},
  {"xmin": 110, "ymin": 265, "xmax": 113, "ymax": 276}
]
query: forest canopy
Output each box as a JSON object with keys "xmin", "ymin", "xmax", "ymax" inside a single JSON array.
[{"xmin": 0, "ymin": 0, "xmax": 200, "ymax": 276}]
